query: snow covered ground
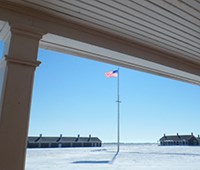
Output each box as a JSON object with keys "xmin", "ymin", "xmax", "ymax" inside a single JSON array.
[{"xmin": 25, "ymin": 143, "xmax": 200, "ymax": 170}]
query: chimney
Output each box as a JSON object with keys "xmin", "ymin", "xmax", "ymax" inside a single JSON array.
[
  {"xmin": 164, "ymin": 133, "xmax": 167, "ymax": 139},
  {"xmin": 88, "ymin": 134, "xmax": 91, "ymax": 141},
  {"xmin": 76, "ymin": 134, "xmax": 80, "ymax": 142},
  {"xmin": 57, "ymin": 134, "xmax": 63, "ymax": 142},
  {"xmin": 35, "ymin": 134, "xmax": 42, "ymax": 142},
  {"xmin": 198, "ymin": 135, "xmax": 200, "ymax": 138},
  {"xmin": 177, "ymin": 133, "xmax": 180, "ymax": 138},
  {"xmin": 191, "ymin": 132, "xmax": 193, "ymax": 136}
]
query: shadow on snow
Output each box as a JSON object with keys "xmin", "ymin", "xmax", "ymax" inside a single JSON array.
[{"xmin": 72, "ymin": 151, "xmax": 119, "ymax": 164}]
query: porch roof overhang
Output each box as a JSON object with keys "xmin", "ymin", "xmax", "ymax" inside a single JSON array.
[{"xmin": 0, "ymin": 0, "xmax": 200, "ymax": 84}]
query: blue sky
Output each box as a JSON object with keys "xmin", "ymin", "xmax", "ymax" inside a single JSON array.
[{"xmin": 0, "ymin": 41, "xmax": 200, "ymax": 143}]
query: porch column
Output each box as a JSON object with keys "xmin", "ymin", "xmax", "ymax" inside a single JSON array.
[{"xmin": 0, "ymin": 24, "xmax": 44, "ymax": 170}]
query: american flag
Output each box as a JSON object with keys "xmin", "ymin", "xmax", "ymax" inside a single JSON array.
[{"xmin": 105, "ymin": 70, "xmax": 118, "ymax": 78}]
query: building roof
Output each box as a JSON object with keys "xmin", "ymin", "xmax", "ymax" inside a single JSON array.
[
  {"xmin": 160, "ymin": 134, "xmax": 197, "ymax": 141},
  {"xmin": 27, "ymin": 135, "xmax": 101, "ymax": 143}
]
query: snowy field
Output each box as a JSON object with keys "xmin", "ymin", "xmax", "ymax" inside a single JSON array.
[{"xmin": 25, "ymin": 143, "xmax": 200, "ymax": 170}]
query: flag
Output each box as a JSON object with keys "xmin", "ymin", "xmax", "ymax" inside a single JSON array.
[{"xmin": 105, "ymin": 70, "xmax": 118, "ymax": 78}]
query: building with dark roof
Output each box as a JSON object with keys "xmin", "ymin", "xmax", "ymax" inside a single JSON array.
[
  {"xmin": 159, "ymin": 133, "xmax": 199, "ymax": 146},
  {"xmin": 197, "ymin": 136, "xmax": 200, "ymax": 145},
  {"xmin": 27, "ymin": 134, "xmax": 102, "ymax": 148}
]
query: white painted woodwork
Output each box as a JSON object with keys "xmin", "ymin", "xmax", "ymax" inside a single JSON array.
[
  {"xmin": 0, "ymin": 0, "xmax": 199, "ymax": 84},
  {"xmin": 0, "ymin": 1, "xmax": 199, "ymax": 170},
  {"xmin": 0, "ymin": 24, "xmax": 43, "ymax": 170}
]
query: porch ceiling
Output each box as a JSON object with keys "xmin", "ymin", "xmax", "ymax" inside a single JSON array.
[
  {"xmin": 6, "ymin": 0, "xmax": 200, "ymax": 62},
  {"xmin": 0, "ymin": 0, "xmax": 200, "ymax": 84}
]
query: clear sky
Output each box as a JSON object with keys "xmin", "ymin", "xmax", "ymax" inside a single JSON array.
[{"xmin": 0, "ymin": 41, "xmax": 200, "ymax": 143}]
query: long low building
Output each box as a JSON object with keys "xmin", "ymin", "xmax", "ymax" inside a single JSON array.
[
  {"xmin": 27, "ymin": 134, "xmax": 102, "ymax": 148},
  {"xmin": 159, "ymin": 133, "xmax": 200, "ymax": 146}
]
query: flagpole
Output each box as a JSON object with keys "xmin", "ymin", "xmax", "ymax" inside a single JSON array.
[
  {"xmin": 117, "ymin": 68, "xmax": 120, "ymax": 153},
  {"xmin": 105, "ymin": 68, "xmax": 120, "ymax": 153}
]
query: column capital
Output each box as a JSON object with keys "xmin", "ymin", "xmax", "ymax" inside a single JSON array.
[
  {"xmin": 3, "ymin": 23, "xmax": 45, "ymax": 61},
  {"xmin": 1, "ymin": 22, "xmax": 46, "ymax": 42},
  {"xmin": 10, "ymin": 23, "xmax": 46, "ymax": 40}
]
